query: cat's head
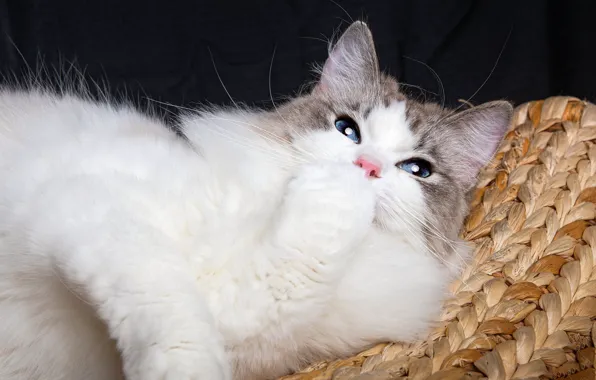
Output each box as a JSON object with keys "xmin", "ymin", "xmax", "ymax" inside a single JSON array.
[{"xmin": 276, "ymin": 22, "xmax": 512, "ymax": 270}]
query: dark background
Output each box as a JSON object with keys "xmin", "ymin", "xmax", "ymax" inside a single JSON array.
[{"xmin": 0, "ymin": 0, "xmax": 595, "ymax": 117}]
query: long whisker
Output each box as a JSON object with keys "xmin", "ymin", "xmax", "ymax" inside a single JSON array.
[
  {"xmin": 328, "ymin": 0, "xmax": 355, "ymax": 23},
  {"xmin": 6, "ymin": 35, "xmax": 33, "ymax": 80},
  {"xmin": 207, "ymin": 46, "xmax": 240, "ymax": 109},
  {"xmin": 403, "ymin": 56, "xmax": 445, "ymax": 108},
  {"xmin": 380, "ymin": 199, "xmax": 474, "ymax": 296},
  {"xmin": 378, "ymin": 200, "xmax": 456, "ymax": 270},
  {"xmin": 383, "ymin": 208, "xmax": 460, "ymax": 273},
  {"xmin": 382, "ymin": 194, "xmax": 473, "ymax": 275},
  {"xmin": 398, "ymin": 82, "xmax": 434, "ymax": 103},
  {"xmin": 401, "ymin": 206, "xmax": 459, "ymax": 250},
  {"xmin": 144, "ymin": 97, "xmax": 197, "ymax": 114},
  {"xmin": 299, "ymin": 36, "xmax": 330, "ymax": 44},
  {"xmin": 267, "ymin": 44, "xmax": 314, "ymax": 146},
  {"xmin": 384, "ymin": 193, "xmax": 460, "ymax": 249},
  {"xmin": 451, "ymin": 27, "xmax": 512, "ymax": 114},
  {"xmin": 433, "ymin": 27, "xmax": 513, "ymax": 129},
  {"xmin": 379, "ymin": 193, "xmax": 464, "ymax": 255}
]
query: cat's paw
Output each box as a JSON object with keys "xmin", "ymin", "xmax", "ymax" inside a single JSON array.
[
  {"xmin": 318, "ymin": 162, "xmax": 374, "ymax": 213},
  {"xmin": 124, "ymin": 344, "xmax": 232, "ymax": 380},
  {"xmin": 278, "ymin": 162, "xmax": 376, "ymax": 254},
  {"xmin": 295, "ymin": 161, "xmax": 376, "ymax": 217}
]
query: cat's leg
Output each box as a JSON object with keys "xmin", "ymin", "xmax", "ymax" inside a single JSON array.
[
  {"xmin": 267, "ymin": 162, "xmax": 375, "ymax": 306},
  {"xmin": 58, "ymin": 228, "xmax": 231, "ymax": 380}
]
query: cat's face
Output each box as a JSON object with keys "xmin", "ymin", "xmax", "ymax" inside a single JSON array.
[{"xmin": 276, "ymin": 22, "xmax": 512, "ymax": 268}]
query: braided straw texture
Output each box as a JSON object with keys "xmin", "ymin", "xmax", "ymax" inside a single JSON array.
[{"xmin": 280, "ymin": 97, "xmax": 596, "ymax": 380}]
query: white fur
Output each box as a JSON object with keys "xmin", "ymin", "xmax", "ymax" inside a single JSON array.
[{"xmin": 0, "ymin": 90, "xmax": 458, "ymax": 380}]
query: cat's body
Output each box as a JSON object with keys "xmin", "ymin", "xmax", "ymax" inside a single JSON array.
[{"xmin": 0, "ymin": 22, "xmax": 512, "ymax": 380}]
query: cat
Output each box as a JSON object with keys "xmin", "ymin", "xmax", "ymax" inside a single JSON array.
[{"xmin": 0, "ymin": 21, "xmax": 512, "ymax": 380}]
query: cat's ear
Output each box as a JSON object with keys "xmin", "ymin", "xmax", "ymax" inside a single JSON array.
[
  {"xmin": 444, "ymin": 101, "xmax": 513, "ymax": 189},
  {"xmin": 315, "ymin": 21, "xmax": 380, "ymax": 95}
]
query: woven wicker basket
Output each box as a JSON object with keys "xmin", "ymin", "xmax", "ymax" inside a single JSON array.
[{"xmin": 280, "ymin": 97, "xmax": 596, "ymax": 380}]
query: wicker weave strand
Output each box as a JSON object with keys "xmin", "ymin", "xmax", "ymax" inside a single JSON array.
[{"xmin": 280, "ymin": 97, "xmax": 596, "ymax": 380}]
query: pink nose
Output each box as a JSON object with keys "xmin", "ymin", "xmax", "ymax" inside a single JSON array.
[{"xmin": 354, "ymin": 155, "xmax": 382, "ymax": 178}]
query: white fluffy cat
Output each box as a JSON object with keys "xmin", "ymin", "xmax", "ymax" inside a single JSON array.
[{"xmin": 0, "ymin": 22, "xmax": 512, "ymax": 379}]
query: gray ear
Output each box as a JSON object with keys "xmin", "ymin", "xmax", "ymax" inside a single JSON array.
[
  {"xmin": 443, "ymin": 101, "xmax": 513, "ymax": 189},
  {"xmin": 316, "ymin": 22, "xmax": 380, "ymax": 95}
]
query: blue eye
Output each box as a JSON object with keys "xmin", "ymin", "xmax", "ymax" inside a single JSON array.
[
  {"xmin": 397, "ymin": 159, "xmax": 432, "ymax": 178},
  {"xmin": 334, "ymin": 116, "xmax": 361, "ymax": 144}
]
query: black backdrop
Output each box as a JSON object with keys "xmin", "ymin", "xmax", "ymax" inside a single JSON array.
[{"xmin": 1, "ymin": 0, "xmax": 595, "ymax": 115}]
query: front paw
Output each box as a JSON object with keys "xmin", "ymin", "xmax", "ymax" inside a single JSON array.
[
  {"xmin": 125, "ymin": 344, "xmax": 231, "ymax": 380},
  {"xmin": 295, "ymin": 162, "xmax": 376, "ymax": 212},
  {"xmin": 278, "ymin": 162, "xmax": 376, "ymax": 254}
]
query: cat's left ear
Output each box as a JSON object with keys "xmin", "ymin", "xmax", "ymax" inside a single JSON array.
[
  {"xmin": 315, "ymin": 21, "xmax": 380, "ymax": 96},
  {"xmin": 444, "ymin": 101, "xmax": 513, "ymax": 189}
]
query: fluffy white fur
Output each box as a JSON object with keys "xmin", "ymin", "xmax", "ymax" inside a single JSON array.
[
  {"xmin": 0, "ymin": 22, "xmax": 510, "ymax": 380},
  {"xmin": 0, "ymin": 91, "xmax": 454, "ymax": 380}
]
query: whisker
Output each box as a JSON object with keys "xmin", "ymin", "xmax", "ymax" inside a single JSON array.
[
  {"xmin": 378, "ymin": 201, "xmax": 456, "ymax": 270},
  {"xmin": 452, "ymin": 27, "xmax": 512, "ymax": 114},
  {"xmin": 403, "ymin": 56, "xmax": 445, "ymax": 108},
  {"xmin": 388, "ymin": 195, "xmax": 459, "ymax": 249},
  {"xmin": 207, "ymin": 46, "xmax": 239, "ymax": 108},
  {"xmin": 433, "ymin": 27, "xmax": 512, "ymax": 129},
  {"xmin": 398, "ymin": 82, "xmax": 439, "ymax": 103},
  {"xmin": 378, "ymin": 195, "xmax": 465, "ymax": 268},
  {"xmin": 384, "ymin": 196, "xmax": 473, "ymax": 275},
  {"xmin": 328, "ymin": 0, "xmax": 355, "ymax": 23},
  {"xmin": 247, "ymin": 38, "xmax": 332, "ymax": 161},
  {"xmin": 267, "ymin": 44, "xmax": 304, "ymax": 139},
  {"xmin": 265, "ymin": 44, "xmax": 320, "ymax": 157},
  {"xmin": 144, "ymin": 97, "xmax": 197, "ymax": 114},
  {"xmin": 299, "ymin": 36, "xmax": 330, "ymax": 44},
  {"xmin": 6, "ymin": 35, "xmax": 33, "ymax": 80}
]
